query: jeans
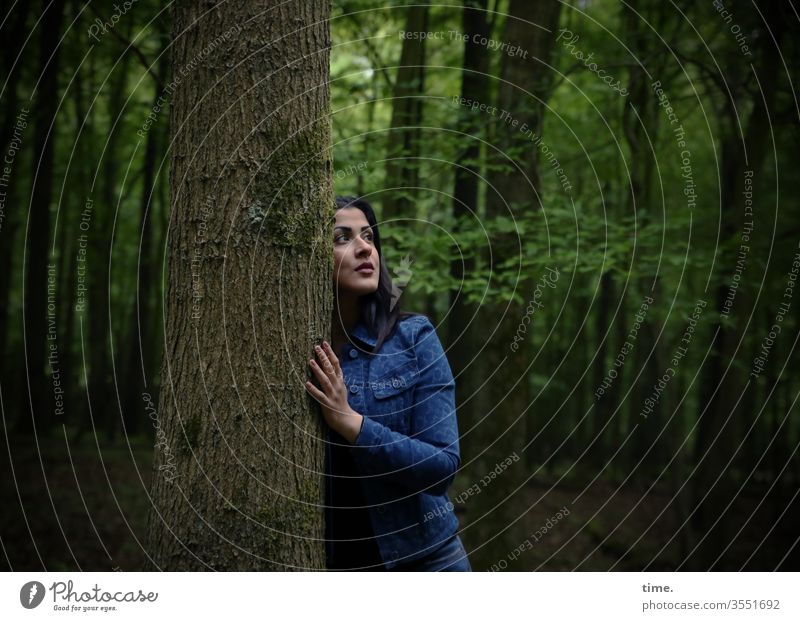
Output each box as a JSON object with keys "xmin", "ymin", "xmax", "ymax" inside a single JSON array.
[{"xmin": 392, "ymin": 534, "xmax": 472, "ymax": 572}]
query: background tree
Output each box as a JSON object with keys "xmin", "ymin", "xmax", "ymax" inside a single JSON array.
[
  {"xmin": 382, "ymin": 4, "xmax": 429, "ymax": 221},
  {"xmin": 21, "ymin": 0, "xmax": 66, "ymax": 437},
  {"xmin": 462, "ymin": 0, "xmax": 563, "ymax": 570},
  {"xmin": 0, "ymin": 2, "xmax": 30, "ymax": 405},
  {"xmin": 448, "ymin": 0, "xmax": 491, "ymax": 481},
  {"xmin": 685, "ymin": 0, "xmax": 789, "ymax": 568}
]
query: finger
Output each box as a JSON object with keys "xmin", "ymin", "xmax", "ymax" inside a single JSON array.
[
  {"xmin": 304, "ymin": 380, "xmax": 329, "ymax": 406},
  {"xmin": 322, "ymin": 341, "xmax": 343, "ymax": 379},
  {"xmin": 314, "ymin": 345, "xmax": 337, "ymax": 377},
  {"xmin": 322, "ymin": 340, "xmax": 339, "ymax": 365},
  {"xmin": 309, "ymin": 359, "xmax": 334, "ymax": 394}
]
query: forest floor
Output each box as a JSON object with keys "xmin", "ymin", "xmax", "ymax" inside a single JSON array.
[
  {"xmin": 456, "ymin": 471, "xmax": 799, "ymax": 571},
  {"xmin": 1, "ymin": 433, "xmax": 798, "ymax": 571}
]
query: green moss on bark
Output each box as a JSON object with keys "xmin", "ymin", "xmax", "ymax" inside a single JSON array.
[
  {"xmin": 245, "ymin": 125, "xmax": 333, "ymax": 249},
  {"xmin": 180, "ymin": 415, "xmax": 202, "ymax": 455}
]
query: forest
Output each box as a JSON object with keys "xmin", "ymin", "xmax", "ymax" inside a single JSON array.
[{"xmin": 1, "ymin": 0, "xmax": 799, "ymax": 571}]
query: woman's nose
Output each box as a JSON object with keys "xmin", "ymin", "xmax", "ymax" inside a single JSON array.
[{"xmin": 353, "ymin": 236, "xmax": 372, "ymax": 256}]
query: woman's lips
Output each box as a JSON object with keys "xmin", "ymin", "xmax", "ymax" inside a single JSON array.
[{"xmin": 355, "ymin": 265, "xmax": 374, "ymax": 274}]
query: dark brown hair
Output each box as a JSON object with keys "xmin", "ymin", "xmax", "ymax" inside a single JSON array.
[{"xmin": 334, "ymin": 196, "xmax": 419, "ymax": 352}]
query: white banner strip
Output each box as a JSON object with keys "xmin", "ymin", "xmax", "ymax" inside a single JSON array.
[{"xmin": 3, "ymin": 572, "xmax": 798, "ymax": 620}]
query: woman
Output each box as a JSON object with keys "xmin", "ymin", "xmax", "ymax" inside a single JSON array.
[{"xmin": 304, "ymin": 195, "xmax": 471, "ymax": 572}]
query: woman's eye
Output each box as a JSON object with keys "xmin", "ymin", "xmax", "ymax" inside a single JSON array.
[{"xmin": 334, "ymin": 231, "xmax": 372, "ymax": 244}]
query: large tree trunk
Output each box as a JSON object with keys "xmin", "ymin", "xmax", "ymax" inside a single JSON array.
[
  {"xmin": 466, "ymin": 0, "xmax": 562, "ymax": 570},
  {"xmin": 144, "ymin": 0, "xmax": 333, "ymax": 571}
]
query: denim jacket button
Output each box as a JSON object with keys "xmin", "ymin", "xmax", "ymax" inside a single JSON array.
[
  {"xmin": 349, "ymin": 385, "xmax": 359, "ymax": 394},
  {"xmin": 392, "ymin": 378, "xmax": 400, "ymax": 388},
  {"xmin": 377, "ymin": 505, "xmax": 386, "ymax": 514},
  {"xmin": 348, "ymin": 348, "xmax": 358, "ymax": 359}
]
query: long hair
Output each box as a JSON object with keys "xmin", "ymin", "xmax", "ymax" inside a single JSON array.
[{"xmin": 334, "ymin": 196, "xmax": 419, "ymax": 352}]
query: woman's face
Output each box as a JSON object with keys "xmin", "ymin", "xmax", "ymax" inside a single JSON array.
[{"xmin": 333, "ymin": 207, "xmax": 380, "ymax": 296}]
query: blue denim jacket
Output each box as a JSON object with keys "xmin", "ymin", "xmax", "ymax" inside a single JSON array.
[{"xmin": 324, "ymin": 314, "xmax": 462, "ymax": 569}]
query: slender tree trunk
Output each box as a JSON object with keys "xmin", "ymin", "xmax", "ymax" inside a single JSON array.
[
  {"xmin": 448, "ymin": 0, "xmax": 490, "ymax": 507},
  {"xmin": 121, "ymin": 103, "xmax": 158, "ymax": 438},
  {"xmin": 467, "ymin": 0, "xmax": 561, "ymax": 571},
  {"xmin": 55, "ymin": 169, "xmax": 75, "ymax": 423},
  {"xmin": 382, "ymin": 5, "xmax": 428, "ymax": 221},
  {"xmin": 20, "ymin": 0, "xmax": 65, "ymax": 436},
  {"xmin": 358, "ymin": 79, "xmax": 377, "ymax": 197},
  {"xmin": 620, "ymin": 0, "xmax": 665, "ymax": 482},
  {"xmin": 604, "ymin": 290, "xmax": 628, "ymax": 476},
  {"xmin": 60, "ymin": 39, "xmax": 91, "ymax": 435},
  {"xmin": 0, "ymin": 3, "xmax": 30, "ymax": 400},
  {"xmin": 93, "ymin": 30, "xmax": 134, "ymax": 442},
  {"xmin": 122, "ymin": 45, "xmax": 168, "ymax": 438},
  {"xmin": 571, "ymin": 292, "xmax": 593, "ymax": 469},
  {"xmin": 692, "ymin": 2, "xmax": 785, "ymax": 567},
  {"xmin": 666, "ymin": 361, "xmax": 692, "ymax": 565},
  {"xmin": 144, "ymin": 0, "xmax": 332, "ymax": 570},
  {"xmin": 631, "ymin": 300, "xmax": 662, "ymax": 470},
  {"xmin": 590, "ymin": 271, "xmax": 614, "ymax": 467}
]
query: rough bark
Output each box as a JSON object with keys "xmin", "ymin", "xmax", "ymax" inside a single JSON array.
[{"xmin": 144, "ymin": 1, "xmax": 332, "ymax": 570}]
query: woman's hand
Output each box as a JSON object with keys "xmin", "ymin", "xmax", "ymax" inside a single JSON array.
[{"xmin": 305, "ymin": 340, "xmax": 364, "ymax": 444}]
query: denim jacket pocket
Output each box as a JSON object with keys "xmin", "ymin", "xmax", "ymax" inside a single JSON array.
[{"xmin": 369, "ymin": 358, "xmax": 420, "ymax": 433}]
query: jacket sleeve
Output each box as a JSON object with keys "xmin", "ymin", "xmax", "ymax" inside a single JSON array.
[{"xmin": 348, "ymin": 316, "xmax": 461, "ymax": 496}]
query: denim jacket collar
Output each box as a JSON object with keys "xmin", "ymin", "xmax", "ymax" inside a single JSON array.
[{"xmin": 349, "ymin": 320, "xmax": 377, "ymax": 347}]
